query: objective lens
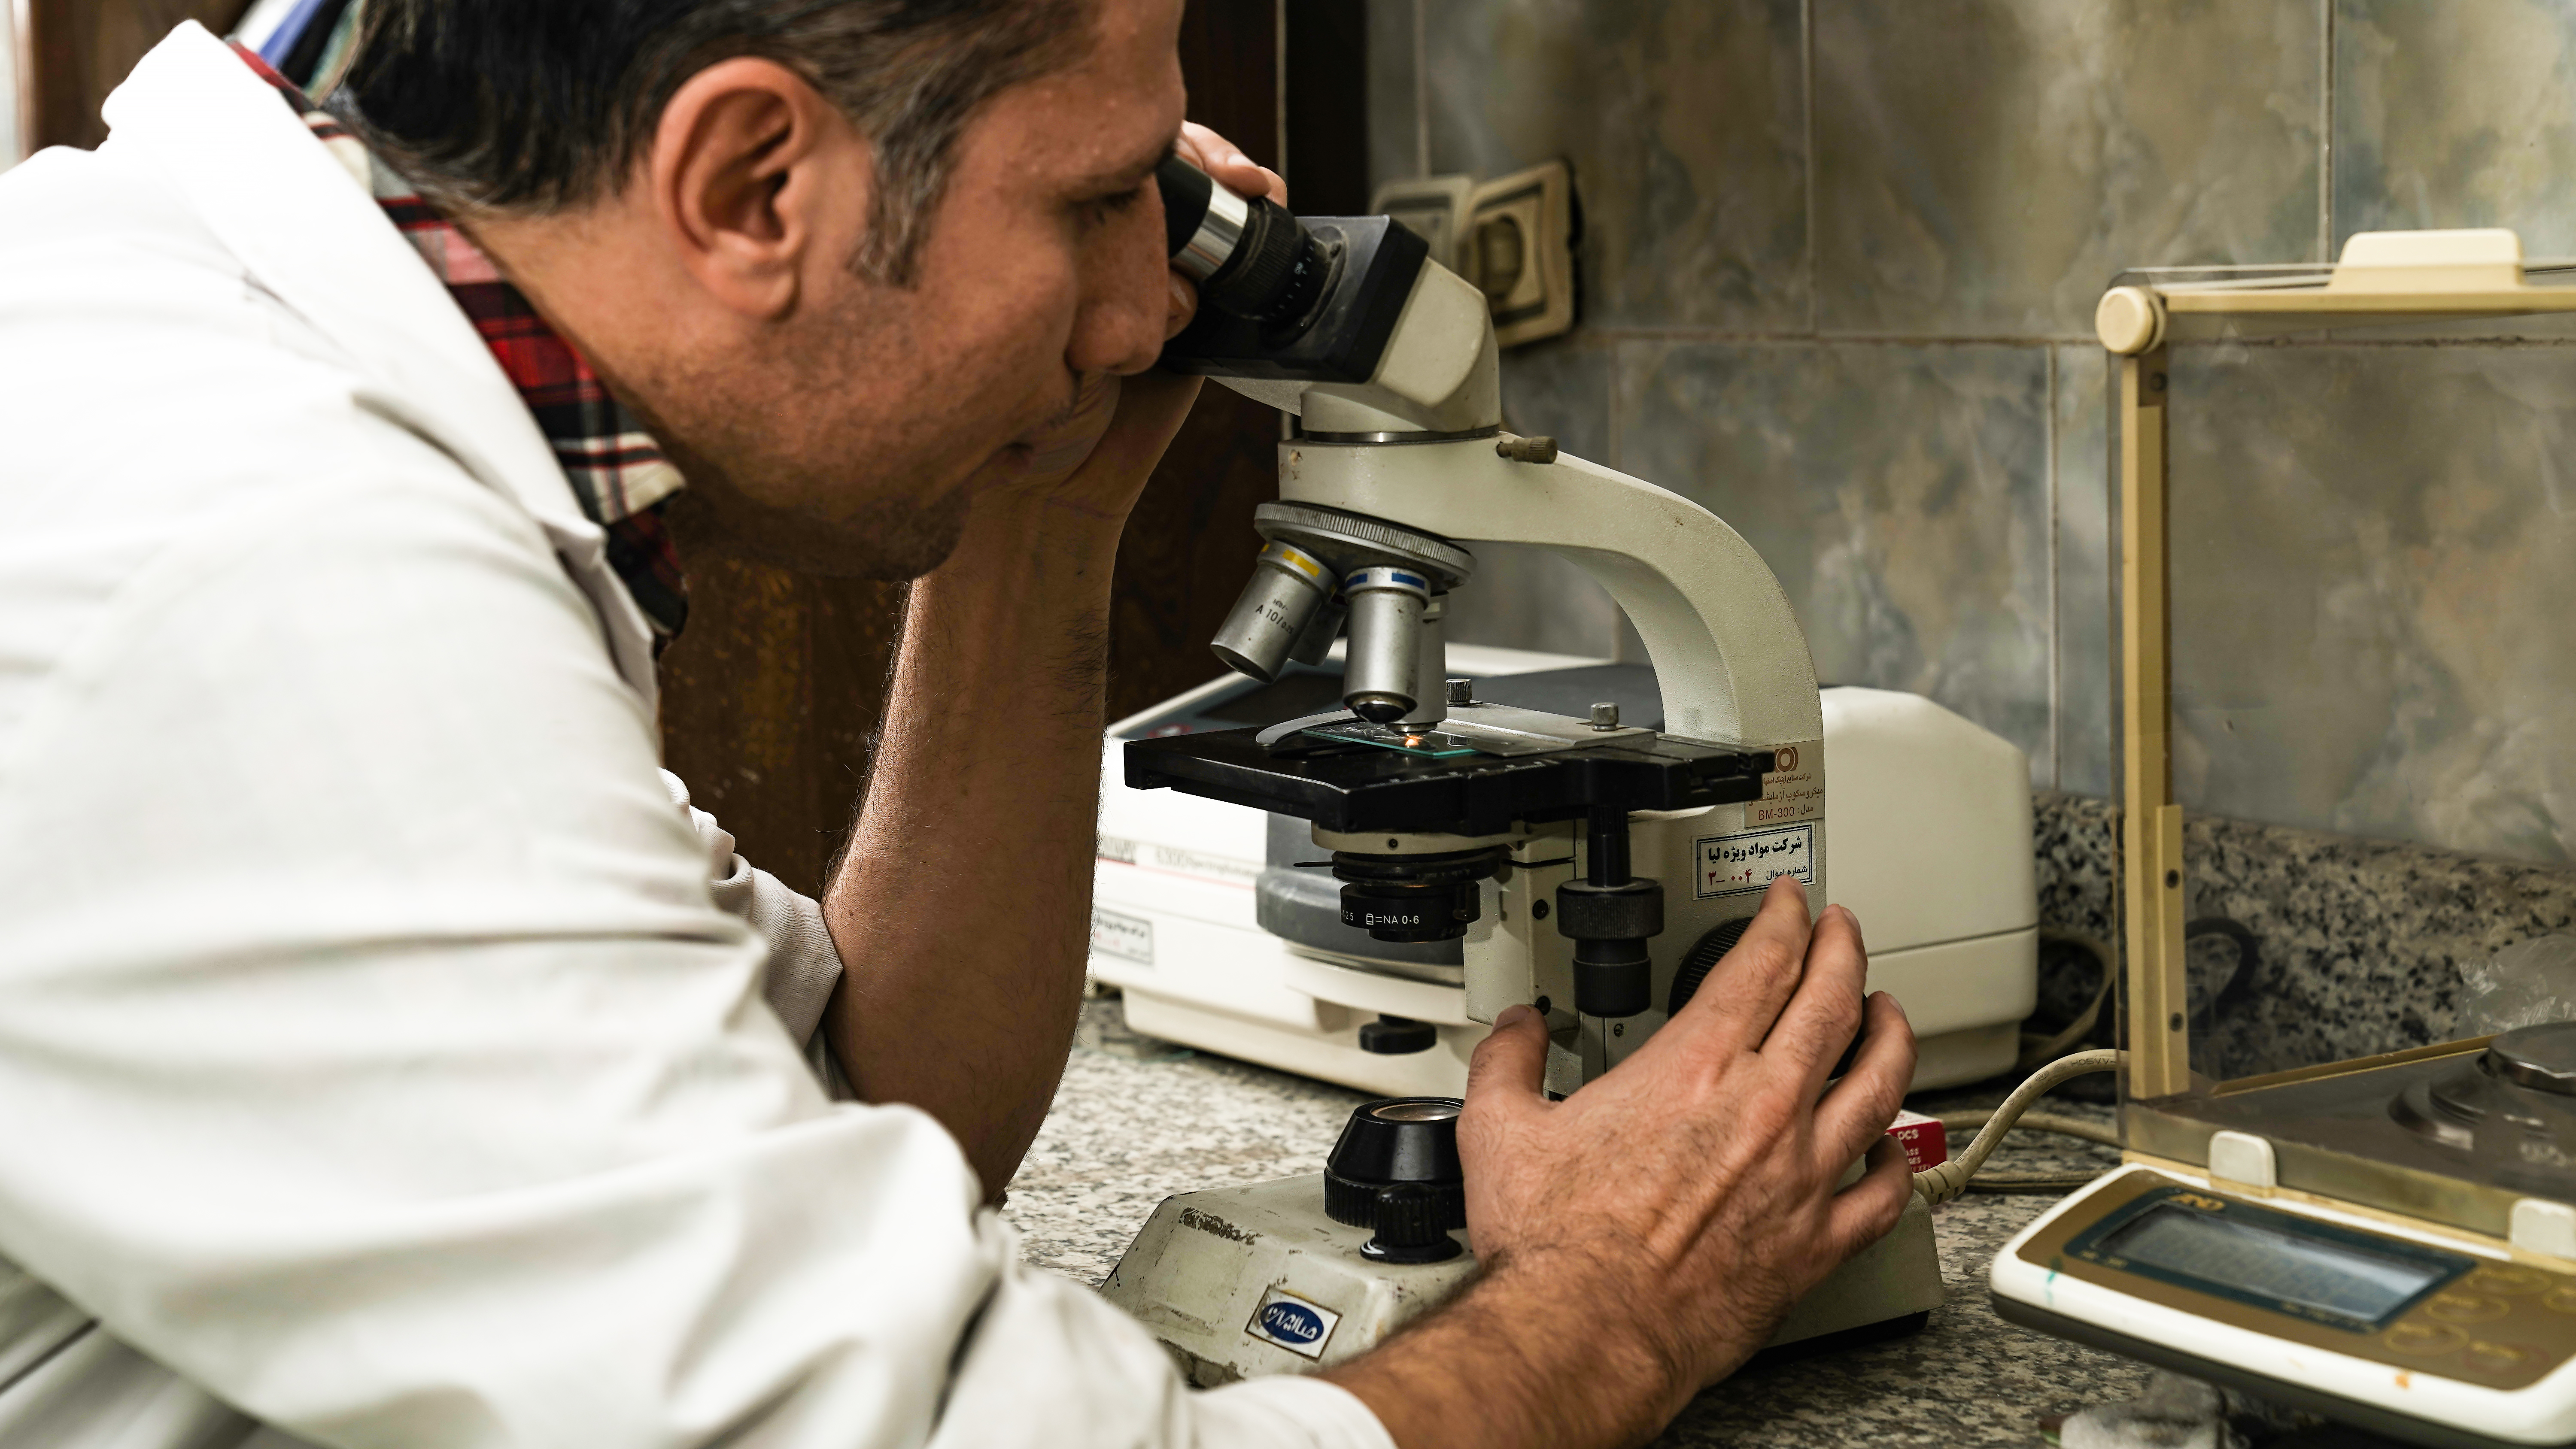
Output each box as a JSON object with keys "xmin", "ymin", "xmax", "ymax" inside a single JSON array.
[
  {"xmin": 1157, "ymin": 155, "xmax": 1334, "ymax": 330},
  {"xmin": 1287, "ymin": 594, "xmax": 1346, "ymax": 667},
  {"xmin": 1210, "ymin": 540, "xmax": 1335, "ymax": 682},
  {"xmin": 1341, "ymin": 566, "xmax": 1431, "ymax": 723},
  {"xmin": 1397, "ymin": 594, "xmax": 1449, "ymax": 731}
]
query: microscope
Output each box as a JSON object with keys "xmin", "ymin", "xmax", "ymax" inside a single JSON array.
[{"xmin": 1098, "ymin": 158, "xmax": 1944, "ymax": 1385}]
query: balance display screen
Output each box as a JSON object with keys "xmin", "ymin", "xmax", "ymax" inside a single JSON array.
[{"xmin": 2099, "ymin": 1204, "xmax": 2450, "ymax": 1324}]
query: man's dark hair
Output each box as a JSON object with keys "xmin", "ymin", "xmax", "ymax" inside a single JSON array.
[{"xmin": 335, "ymin": 0, "xmax": 1094, "ymax": 285}]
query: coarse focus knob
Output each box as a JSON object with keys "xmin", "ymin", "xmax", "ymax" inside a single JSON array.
[
  {"xmin": 1672, "ymin": 915, "xmax": 1861, "ymax": 1075},
  {"xmin": 1668, "ymin": 917, "xmax": 1752, "ymax": 1017},
  {"xmin": 1324, "ymin": 1098, "xmax": 1466, "ymax": 1260}
]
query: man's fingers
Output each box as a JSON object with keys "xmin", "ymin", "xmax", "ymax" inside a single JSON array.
[
  {"xmin": 1680, "ymin": 876, "xmax": 1814, "ymax": 1050},
  {"xmin": 1763, "ymin": 903, "xmax": 1871, "ymax": 1091},
  {"xmin": 1465, "ymin": 1003, "xmax": 1549, "ymax": 1109},
  {"xmin": 1812, "ymin": 992, "xmax": 1917, "ymax": 1170},
  {"xmin": 1166, "ymin": 273, "xmax": 1198, "ymax": 340},
  {"xmin": 1825, "ymin": 1137, "xmax": 1914, "ymax": 1259},
  {"xmin": 1178, "ymin": 120, "xmax": 1287, "ymax": 206}
]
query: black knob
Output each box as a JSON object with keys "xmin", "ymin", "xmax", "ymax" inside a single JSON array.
[
  {"xmin": 1324, "ymin": 1098, "xmax": 1466, "ymax": 1258},
  {"xmin": 1559, "ymin": 878, "xmax": 1662, "ymax": 1018},
  {"xmin": 1358, "ymin": 1014, "xmax": 1438, "ymax": 1055},
  {"xmin": 1362, "ymin": 1182, "xmax": 1462, "ymax": 1263}
]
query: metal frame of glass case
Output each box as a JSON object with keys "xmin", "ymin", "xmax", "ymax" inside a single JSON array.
[{"xmin": 2106, "ymin": 230, "xmax": 2576, "ymax": 1244}]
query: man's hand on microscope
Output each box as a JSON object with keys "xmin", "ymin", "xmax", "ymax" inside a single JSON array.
[{"xmin": 1325, "ymin": 874, "xmax": 1918, "ymax": 1449}]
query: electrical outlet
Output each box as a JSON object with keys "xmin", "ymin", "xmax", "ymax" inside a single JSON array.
[
  {"xmin": 1371, "ymin": 162, "xmax": 1576, "ymax": 349},
  {"xmin": 1371, "ymin": 174, "xmax": 1475, "ymax": 277},
  {"xmin": 1463, "ymin": 161, "xmax": 1576, "ymax": 347}
]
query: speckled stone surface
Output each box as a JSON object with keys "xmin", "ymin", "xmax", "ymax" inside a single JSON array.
[
  {"xmin": 2034, "ymin": 791, "xmax": 2120, "ymax": 952},
  {"xmin": 2028, "ymin": 788, "xmax": 2576, "ymax": 1081},
  {"xmin": 2185, "ymin": 812, "xmax": 2576, "ymax": 1080},
  {"xmin": 1005, "ymin": 998, "xmax": 2150, "ymax": 1446}
]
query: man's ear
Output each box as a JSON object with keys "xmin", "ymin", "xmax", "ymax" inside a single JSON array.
[{"xmin": 647, "ymin": 57, "xmax": 870, "ymax": 321}]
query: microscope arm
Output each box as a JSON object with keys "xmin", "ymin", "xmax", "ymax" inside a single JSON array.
[{"xmin": 1278, "ymin": 438, "xmax": 1824, "ymax": 750}]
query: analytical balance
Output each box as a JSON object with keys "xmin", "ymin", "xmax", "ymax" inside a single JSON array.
[{"xmin": 1992, "ymin": 229, "xmax": 2576, "ymax": 1449}]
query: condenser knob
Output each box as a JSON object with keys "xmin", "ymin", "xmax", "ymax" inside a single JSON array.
[{"xmin": 1358, "ymin": 1014, "xmax": 1439, "ymax": 1055}]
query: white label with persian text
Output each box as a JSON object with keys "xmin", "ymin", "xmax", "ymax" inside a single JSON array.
[{"xmin": 1695, "ymin": 822, "xmax": 1817, "ymax": 899}]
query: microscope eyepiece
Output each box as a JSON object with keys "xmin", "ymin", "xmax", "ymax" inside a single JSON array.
[{"xmin": 1157, "ymin": 155, "xmax": 1332, "ymax": 330}]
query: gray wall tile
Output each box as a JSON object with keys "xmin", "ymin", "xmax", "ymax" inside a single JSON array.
[
  {"xmin": 1813, "ymin": 0, "xmax": 2322, "ymax": 338},
  {"xmin": 2054, "ymin": 345, "xmax": 2114, "ymax": 796},
  {"xmin": 2167, "ymin": 343, "xmax": 2576, "ymax": 867},
  {"xmin": 1498, "ymin": 334, "xmax": 1615, "ymax": 459},
  {"xmin": 2336, "ymin": 0, "xmax": 2576, "ymax": 254},
  {"xmin": 1366, "ymin": 0, "xmax": 1420, "ymax": 194},
  {"xmin": 1419, "ymin": 0, "xmax": 1808, "ymax": 332},
  {"xmin": 1616, "ymin": 341, "xmax": 2056, "ymax": 780},
  {"xmin": 1447, "ymin": 340, "xmax": 1629, "ymax": 659}
]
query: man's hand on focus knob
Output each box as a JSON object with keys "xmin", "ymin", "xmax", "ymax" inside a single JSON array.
[{"xmin": 1325, "ymin": 874, "xmax": 1919, "ymax": 1449}]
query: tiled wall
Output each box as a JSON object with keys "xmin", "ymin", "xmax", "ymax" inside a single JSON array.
[{"xmin": 1374, "ymin": 0, "xmax": 2576, "ymax": 877}]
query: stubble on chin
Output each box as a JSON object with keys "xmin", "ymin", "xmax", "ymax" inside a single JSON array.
[
  {"xmin": 653, "ymin": 442, "xmax": 979, "ymax": 581},
  {"xmin": 616, "ymin": 352, "xmax": 989, "ymax": 580}
]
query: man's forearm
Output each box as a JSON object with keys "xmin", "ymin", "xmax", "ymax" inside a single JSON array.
[
  {"xmin": 1326, "ymin": 1261, "xmax": 1683, "ymax": 1449},
  {"xmin": 820, "ymin": 498, "xmax": 1121, "ymax": 1199}
]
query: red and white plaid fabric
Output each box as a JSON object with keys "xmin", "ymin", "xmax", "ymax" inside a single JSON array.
[{"xmin": 235, "ymin": 45, "xmax": 690, "ymax": 642}]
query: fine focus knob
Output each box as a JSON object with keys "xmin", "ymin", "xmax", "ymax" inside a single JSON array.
[{"xmin": 1324, "ymin": 1098, "xmax": 1466, "ymax": 1260}]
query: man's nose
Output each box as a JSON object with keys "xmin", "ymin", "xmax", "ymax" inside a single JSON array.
[{"xmin": 1067, "ymin": 251, "xmax": 1172, "ymax": 378}]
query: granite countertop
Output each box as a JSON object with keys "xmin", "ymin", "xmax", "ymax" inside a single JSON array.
[{"xmin": 1004, "ymin": 997, "xmax": 2153, "ymax": 1447}]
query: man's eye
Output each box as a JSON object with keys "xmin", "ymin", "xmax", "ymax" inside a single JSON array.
[{"xmin": 1080, "ymin": 182, "xmax": 1151, "ymax": 226}]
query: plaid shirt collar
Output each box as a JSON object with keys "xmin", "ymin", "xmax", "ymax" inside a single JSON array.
[{"xmin": 234, "ymin": 46, "xmax": 690, "ymax": 642}]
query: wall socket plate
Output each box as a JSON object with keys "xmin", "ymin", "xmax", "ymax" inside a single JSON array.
[{"xmin": 1371, "ymin": 159, "xmax": 1577, "ymax": 349}]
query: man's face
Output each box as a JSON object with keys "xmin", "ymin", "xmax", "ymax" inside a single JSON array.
[{"xmin": 656, "ymin": 0, "xmax": 1186, "ymax": 578}]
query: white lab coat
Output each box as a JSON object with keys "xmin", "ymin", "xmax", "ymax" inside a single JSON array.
[{"xmin": 0, "ymin": 24, "xmax": 1391, "ymax": 1449}]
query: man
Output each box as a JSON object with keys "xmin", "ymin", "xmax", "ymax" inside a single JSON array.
[{"xmin": 0, "ymin": 2, "xmax": 1917, "ymax": 1446}]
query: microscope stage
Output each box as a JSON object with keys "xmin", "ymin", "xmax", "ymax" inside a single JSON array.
[{"xmin": 1123, "ymin": 724, "xmax": 1774, "ymax": 837}]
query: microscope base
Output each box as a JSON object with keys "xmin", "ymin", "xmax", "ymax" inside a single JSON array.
[{"xmin": 1100, "ymin": 1173, "xmax": 1944, "ymax": 1387}]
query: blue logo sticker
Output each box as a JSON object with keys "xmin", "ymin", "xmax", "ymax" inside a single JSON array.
[
  {"xmin": 1245, "ymin": 1288, "xmax": 1342, "ymax": 1358},
  {"xmin": 1260, "ymin": 1300, "xmax": 1325, "ymax": 1343}
]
